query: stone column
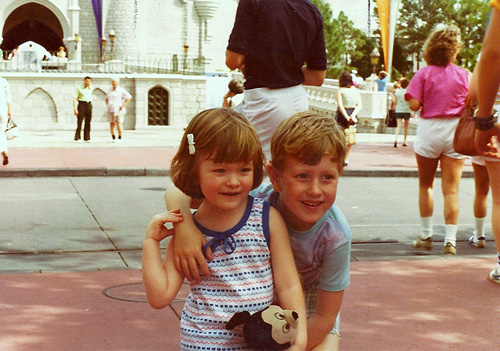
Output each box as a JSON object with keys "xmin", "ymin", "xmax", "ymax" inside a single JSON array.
[{"xmin": 68, "ymin": 0, "xmax": 81, "ymax": 64}]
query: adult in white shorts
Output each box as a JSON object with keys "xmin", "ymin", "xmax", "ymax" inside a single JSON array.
[
  {"xmin": 236, "ymin": 85, "xmax": 309, "ymax": 159},
  {"xmin": 405, "ymin": 24, "xmax": 468, "ymax": 255},
  {"xmin": 106, "ymin": 77, "xmax": 132, "ymax": 143},
  {"xmin": 0, "ymin": 76, "xmax": 12, "ymax": 166}
]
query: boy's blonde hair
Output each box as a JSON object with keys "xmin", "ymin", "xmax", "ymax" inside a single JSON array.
[
  {"xmin": 423, "ymin": 24, "xmax": 462, "ymax": 67},
  {"xmin": 171, "ymin": 108, "xmax": 264, "ymax": 199},
  {"xmin": 270, "ymin": 111, "xmax": 347, "ymax": 172}
]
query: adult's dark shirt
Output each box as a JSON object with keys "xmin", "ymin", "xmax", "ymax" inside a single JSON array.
[{"xmin": 227, "ymin": 0, "xmax": 327, "ymax": 90}]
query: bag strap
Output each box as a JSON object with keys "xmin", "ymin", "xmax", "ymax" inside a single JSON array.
[{"xmin": 465, "ymin": 95, "xmax": 477, "ymax": 114}]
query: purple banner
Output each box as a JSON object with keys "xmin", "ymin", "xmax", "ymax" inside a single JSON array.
[{"xmin": 91, "ymin": 0, "xmax": 103, "ymax": 52}]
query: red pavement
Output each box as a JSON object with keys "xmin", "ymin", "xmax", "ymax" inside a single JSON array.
[
  {"xmin": 1, "ymin": 259, "xmax": 498, "ymax": 351},
  {"xmin": 0, "ymin": 142, "xmax": 473, "ymax": 172},
  {"xmin": 0, "ymin": 139, "xmax": 487, "ymax": 351}
]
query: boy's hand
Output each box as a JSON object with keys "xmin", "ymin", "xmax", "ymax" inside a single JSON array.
[
  {"xmin": 173, "ymin": 227, "xmax": 213, "ymax": 283},
  {"xmin": 145, "ymin": 209, "xmax": 184, "ymax": 242}
]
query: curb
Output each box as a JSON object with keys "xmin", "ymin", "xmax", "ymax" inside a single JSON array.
[
  {"xmin": 0, "ymin": 167, "xmax": 170, "ymax": 177},
  {"xmin": 0, "ymin": 168, "xmax": 474, "ymax": 178}
]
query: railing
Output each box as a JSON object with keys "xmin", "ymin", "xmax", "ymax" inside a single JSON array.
[
  {"xmin": 305, "ymin": 83, "xmax": 419, "ymax": 134},
  {"xmin": 0, "ymin": 53, "xmax": 206, "ymax": 75}
]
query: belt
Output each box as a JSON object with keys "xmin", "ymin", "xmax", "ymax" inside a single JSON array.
[{"xmin": 79, "ymin": 100, "xmax": 91, "ymax": 104}]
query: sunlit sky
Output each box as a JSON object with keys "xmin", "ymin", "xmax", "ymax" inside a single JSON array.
[{"xmin": 327, "ymin": 0, "xmax": 373, "ymax": 32}]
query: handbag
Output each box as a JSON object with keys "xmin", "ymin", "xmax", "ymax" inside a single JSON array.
[
  {"xmin": 453, "ymin": 97, "xmax": 477, "ymax": 156},
  {"xmin": 5, "ymin": 118, "xmax": 19, "ymax": 140},
  {"xmin": 344, "ymin": 126, "xmax": 357, "ymax": 146},
  {"xmin": 385, "ymin": 109, "xmax": 397, "ymax": 128}
]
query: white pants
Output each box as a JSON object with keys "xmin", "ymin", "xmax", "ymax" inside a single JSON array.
[
  {"xmin": 238, "ymin": 85, "xmax": 309, "ymax": 160},
  {"xmin": 0, "ymin": 104, "xmax": 8, "ymax": 153}
]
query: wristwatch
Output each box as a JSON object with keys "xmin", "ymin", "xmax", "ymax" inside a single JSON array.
[{"xmin": 474, "ymin": 110, "xmax": 498, "ymax": 131}]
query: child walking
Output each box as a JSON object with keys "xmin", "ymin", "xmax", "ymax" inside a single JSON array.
[
  {"xmin": 166, "ymin": 111, "xmax": 351, "ymax": 350},
  {"xmin": 142, "ymin": 108, "xmax": 307, "ymax": 350}
]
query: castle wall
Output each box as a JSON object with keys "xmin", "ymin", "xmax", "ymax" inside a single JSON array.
[{"xmin": 3, "ymin": 72, "xmax": 206, "ymax": 132}]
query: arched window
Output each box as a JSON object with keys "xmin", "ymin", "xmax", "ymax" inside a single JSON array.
[{"xmin": 148, "ymin": 86, "xmax": 169, "ymax": 125}]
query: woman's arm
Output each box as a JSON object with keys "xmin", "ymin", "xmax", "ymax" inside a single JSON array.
[
  {"xmin": 164, "ymin": 185, "xmax": 211, "ymax": 283},
  {"xmin": 391, "ymin": 93, "xmax": 397, "ymax": 110},
  {"xmin": 350, "ymin": 89, "xmax": 363, "ymax": 122},
  {"xmin": 268, "ymin": 208, "xmax": 307, "ymax": 351},
  {"xmin": 408, "ymin": 97, "xmax": 421, "ymax": 112},
  {"xmin": 475, "ymin": 6, "xmax": 500, "ymax": 157},
  {"xmin": 142, "ymin": 211, "xmax": 185, "ymax": 309},
  {"xmin": 336, "ymin": 89, "xmax": 349, "ymax": 119}
]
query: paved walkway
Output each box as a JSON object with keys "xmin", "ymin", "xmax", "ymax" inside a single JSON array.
[
  {"xmin": 0, "ymin": 129, "xmax": 473, "ymax": 177},
  {"xmin": 1, "ymin": 129, "xmax": 494, "ymax": 351}
]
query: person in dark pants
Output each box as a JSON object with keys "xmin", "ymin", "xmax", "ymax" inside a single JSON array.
[{"xmin": 73, "ymin": 76, "xmax": 94, "ymax": 142}]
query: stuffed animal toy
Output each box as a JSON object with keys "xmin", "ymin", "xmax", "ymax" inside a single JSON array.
[{"xmin": 225, "ymin": 305, "xmax": 299, "ymax": 350}]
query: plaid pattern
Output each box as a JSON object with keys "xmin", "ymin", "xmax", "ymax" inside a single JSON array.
[{"xmin": 304, "ymin": 284, "xmax": 340, "ymax": 336}]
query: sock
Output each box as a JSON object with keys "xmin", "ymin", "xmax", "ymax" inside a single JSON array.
[
  {"xmin": 420, "ymin": 217, "xmax": 433, "ymax": 239},
  {"xmin": 496, "ymin": 253, "xmax": 500, "ymax": 273},
  {"xmin": 112, "ymin": 135, "xmax": 116, "ymax": 140},
  {"xmin": 474, "ymin": 217, "xmax": 486, "ymax": 238},
  {"xmin": 444, "ymin": 224, "xmax": 457, "ymax": 246}
]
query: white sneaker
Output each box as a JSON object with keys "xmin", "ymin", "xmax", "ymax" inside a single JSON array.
[
  {"xmin": 75, "ymin": 139, "xmax": 82, "ymax": 143},
  {"xmin": 469, "ymin": 234, "xmax": 486, "ymax": 248},
  {"xmin": 489, "ymin": 268, "xmax": 500, "ymax": 284},
  {"xmin": 115, "ymin": 139, "xmax": 122, "ymax": 143}
]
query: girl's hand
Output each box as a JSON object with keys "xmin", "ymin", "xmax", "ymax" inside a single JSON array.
[{"xmin": 145, "ymin": 209, "xmax": 184, "ymax": 242}]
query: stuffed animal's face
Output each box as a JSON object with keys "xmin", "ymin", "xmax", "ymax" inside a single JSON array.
[
  {"xmin": 261, "ymin": 305, "xmax": 298, "ymax": 345},
  {"xmin": 225, "ymin": 305, "xmax": 299, "ymax": 350}
]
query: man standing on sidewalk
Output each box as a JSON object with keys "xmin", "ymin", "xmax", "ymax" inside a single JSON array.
[{"xmin": 73, "ymin": 76, "xmax": 94, "ymax": 142}]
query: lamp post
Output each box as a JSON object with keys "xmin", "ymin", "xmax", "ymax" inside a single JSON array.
[
  {"xmin": 369, "ymin": 49, "xmax": 380, "ymax": 91},
  {"xmin": 183, "ymin": 44, "xmax": 189, "ymax": 74},
  {"xmin": 109, "ymin": 30, "xmax": 116, "ymax": 60},
  {"xmin": 370, "ymin": 49, "xmax": 380, "ymax": 74},
  {"xmin": 101, "ymin": 37, "xmax": 107, "ymax": 62}
]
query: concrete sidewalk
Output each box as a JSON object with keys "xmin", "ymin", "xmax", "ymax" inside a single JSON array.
[{"xmin": 0, "ymin": 129, "xmax": 492, "ymax": 351}]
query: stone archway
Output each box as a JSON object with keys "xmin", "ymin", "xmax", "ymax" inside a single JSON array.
[
  {"xmin": 21, "ymin": 88, "xmax": 57, "ymax": 129},
  {"xmin": 1, "ymin": 3, "xmax": 64, "ymax": 54}
]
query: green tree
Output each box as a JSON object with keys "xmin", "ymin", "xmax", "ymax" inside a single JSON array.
[
  {"xmin": 310, "ymin": 0, "xmax": 370, "ymax": 78},
  {"xmin": 397, "ymin": 0, "xmax": 489, "ymax": 72},
  {"xmin": 310, "ymin": 0, "xmax": 344, "ymax": 78}
]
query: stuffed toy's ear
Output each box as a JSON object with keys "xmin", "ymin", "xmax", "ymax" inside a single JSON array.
[{"xmin": 225, "ymin": 311, "xmax": 251, "ymax": 330}]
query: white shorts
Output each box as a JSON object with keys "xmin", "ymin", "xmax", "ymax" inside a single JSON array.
[
  {"xmin": 414, "ymin": 117, "xmax": 468, "ymax": 159},
  {"xmin": 107, "ymin": 107, "xmax": 126, "ymax": 123},
  {"xmin": 239, "ymin": 85, "xmax": 309, "ymax": 160}
]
